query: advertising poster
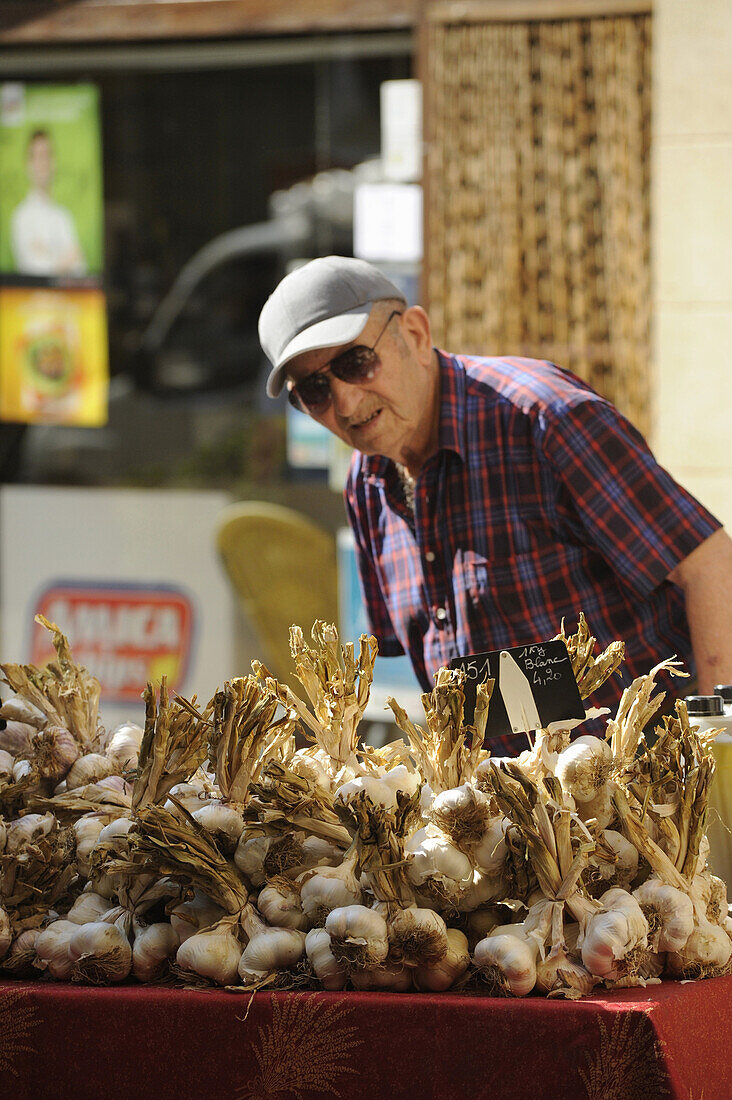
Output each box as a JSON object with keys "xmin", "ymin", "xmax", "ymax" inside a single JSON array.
[
  {"xmin": 0, "ymin": 82, "xmax": 108, "ymax": 425},
  {"xmin": 0, "ymin": 285, "xmax": 108, "ymax": 425},
  {"xmin": 0, "ymin": 83, "xmax": 104, "ymax": 277}
]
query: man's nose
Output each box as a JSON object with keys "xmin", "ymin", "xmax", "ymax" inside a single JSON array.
[{"xmin": 329, "ymin": 375, "xmax": 364, "ymax": 418}]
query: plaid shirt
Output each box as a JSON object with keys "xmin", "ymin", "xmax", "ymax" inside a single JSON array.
[{"xmin": 345, "ymin": 353, "xmax": 721, "ymax": 755}]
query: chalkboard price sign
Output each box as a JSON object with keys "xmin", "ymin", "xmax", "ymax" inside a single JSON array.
[{"xmin": 449, "ymin": 638, "xmax": 584, "ymax": 745}]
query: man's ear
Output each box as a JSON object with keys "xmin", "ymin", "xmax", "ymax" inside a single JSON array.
[{"xmin": 400, "ymin": 306, "xmax": 433, "ymax": 365}]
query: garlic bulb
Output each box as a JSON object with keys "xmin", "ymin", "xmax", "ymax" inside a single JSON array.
[
  {"xmin": 305, "ymin": 928, "xmax": 347, "ymax": 990},
  {"xmin": 34, "ymin": 920, "xmax": 78, "ymax": 980},
  {"xmin": 300, "ymin": 850, "xmax": 361, "ymax": 926},
  {"xmin": 325, "ymin": 905, "xmax": 389, "ymax": 972},
  {"xmin": 592, "ymin": 830, "xmax": 639, "ymax": 890},
  {"xmin": 73, "ymin": 814, "xmax": 107, "ymax": 877},
  {"xmin": 633, "ymin": 878, "xmax": 694, "ymax": 953},
  {"xmin": 666, "ymin": 920, "xmax": 732, "ymax": 977},
  {"xmin": 555, "ymin": 735, "xmax": 613, "ymax": 803},
  {"xmin": 234, "ymin": 833, "xmax": 272, "ymax": 886},
  {"xmin": 33, "ymin": 724, "xmax": 80, "ymax": 782},
  {"xmin": 381, "ymin": 764, "xmax": 422, "ymax": 799},
  {"xmin": 192, "ymin": 802, "xmax": 245, "ymax": 854},
  {"xmin": 707, "ymin": 876, "xmax": 728, "ymax": 925},
  {"xmin": 414, "ymin": 928, "xmax": 470, "ymax": 991},
  {"xmin": 0, "ymin": 906, "xmax": 11, "ymax": 960},
  {"xmin": 0, "ymin": 696, "xmax": 46, "ymax": 729},
  {"xmin": 5, "ymin": 929, "xmax": 40, "ymax": 976},
  {"xmin": 164, "ymin": 783, "xmax": 206, "ymax": 813},
  {"xmin": 6, "ymin": 812, "xmax": 55, "ymax": 854},
  {"xmin": 580, "ymin": 888, "xmax": 648, "ymax": 980},
  {"xmin": 93, "ymin": 817, "xmax": 134, "ymax": 866},
  {"xmin": 350, "ymin": 962, "xmax": 413, "ymax": 992},
  {"xmin": 335, "ymin": 774, "xmax": 400, "ymax": 810},
  {"xmin": 238, "ymin": 909, "xmax": 306, "ymax": 984},
  {"xmin": 175, "ymin": 926, "xmax": 242, "ymax": 985},
  {"xmin": 335, "ymin": 764, "xmax": 421, "ymax": 811},
  {"xmin": 472, "ymin": 816, "xmax": 509, "ymax": 877},
  {"xmin": 0, "ymin": 749, "xmax": 13, "ymax": 777},
  {"xmin": 66, "ymin": 753, "xmax": 116, "ymax": 790},
  {"xmin": 419, "ymin": 782, "xmax": 435, "ymax": 817},
  {"xmin": 12, "ymin": 758, "xmax": 32, "ymax": 782},
  {"xmin": 388, "ymin": 906, "xmax": 448, "ymax": 968},
  {"xmin": 105, "ymin": 722, "xmax": 143, "ymax": 770},
  {"xmin": 132, "ymin": 923, "xmax": 180, "ymax": 982},
  {"xmin": 577, "ymin": 785, "xmax": 615, "ymax": 831},
  {"xmin": 66, "ymin": 891, "xmax": 113, "ymax": 926},
  {"xmin": 0, "ymin": 819, "xmax": 6, "ymax": 854},
  {"xmin": 457, "ymin": 871, "xmax": 506, "ymax": 913},
  {"xmin": 300, "ymin": 835, "xmax": 342, "ymax": 868},
  {"xmin": 69, "ymin": 916, "xmax": 133, "ymax": 984},
  {"xmin": 290, "ymin": 750, "xmax": 334, "ymax": 795},
  {"xmin": 257, "ymin": 879, "xmax": 308, "ymax": 931},
  {"xmin": 430, "ymin": 785, "xmax": 493, "ymax": 850},
  {"xmin": 535, "ymin": 943, "xmax": 595, "ymax": 997},
  {"xmin": 97, "ymin": 775, "xmax": 132, "ymax": 796},
  {"xmin": 93, "ymin": 871, "xmax": 121, "ymax": 901},
  {"xmin": 473, "ymin": 932, "xmax": 537, "ymax": 997},
  {"xmin": 170, "ymin": 893, "xmax": 225, "ymax": 943},
  {"xmin": 0, "ymin": 720, "xmax": 36, "ymax": 756},
  {"xmin": 406, "ymin": 828, "xmax": 474, "ymax": 910}
]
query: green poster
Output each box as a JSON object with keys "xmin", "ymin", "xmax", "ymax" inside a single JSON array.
[{"xmin": 0, "ymin": 83, "xmax": 104, "ymax": 277}]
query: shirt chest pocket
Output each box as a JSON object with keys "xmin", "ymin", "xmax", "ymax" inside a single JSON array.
[{"xmin": 452, "ymin": 544, "xmax": 585, "ymax": 645}]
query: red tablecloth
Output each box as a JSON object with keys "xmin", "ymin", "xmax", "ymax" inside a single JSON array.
[{"xmin": 1, "ymin": 976, "xmax": 730, "ymax": 1099}]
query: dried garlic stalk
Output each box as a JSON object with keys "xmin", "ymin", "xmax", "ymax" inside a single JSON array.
[
  {"xmin": 388, "ymin": 668, "xmax": 493, "ymax": 792},
  {"xmin": 247, "ymin": 761, "xmax": 351, "ymax": 849},
  {"xmin": 32, "ymin": 782, "xmax": 132, "ymax": 822},
  {"xmin": 608, "ymin": 657, "xmax": 688, "ymax": 772},
  {"xmin": 132, "ymin": 679, "xmax": 211, "ymax": 814},
  {"xmin": 1, "ymin": 615, "xmax": 101, "ymax": 751},
  {"xmin": 556, "ymin": 614, "xmax": 625, "ymax": 701},
  {"xmin": 255, "ymin": 622, "xmax": 377, "ymax": 772},
  {"xmin": 0, "ymin": 822, "xmax": 76, "ymax": 929},
  {"xmin": 118, "ymin": 802, "xmax": 248, "ymax": 916},
  {"xmin": 209, "ymin": 676, "xmax": 297, "ymax": 803},
  {"xmin": 344, "ymin": 788, "xmax": 421, "ymax": 912}
]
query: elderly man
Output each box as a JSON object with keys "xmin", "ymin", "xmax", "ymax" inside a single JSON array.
[{"xmin": 259, "ymin": 256, "xmax": 732, "ymax": 750}]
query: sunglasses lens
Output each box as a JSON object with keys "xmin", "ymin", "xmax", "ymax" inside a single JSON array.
[
  {"xmin": 293, "ymin": 371, "xmax": 331, "ymax": 412},
  {"xmin": 331, "ymin": 346, "xmax": 378, "ymax": 384},
  {"xmin": 289, "ymin": 346, "xmax": 380, "ymax": 412}
]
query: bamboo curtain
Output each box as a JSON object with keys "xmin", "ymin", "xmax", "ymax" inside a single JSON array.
[{"xmin": 423, "ymin": 7, "xmax": 652, "ymax": 434}]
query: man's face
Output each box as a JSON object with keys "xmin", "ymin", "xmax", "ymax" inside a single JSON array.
[
  {"xmin": 27, "ymin": 135, "xmax": 54, "ymax": 190},
  {"xmin": 285, "ymin": 306, "xmax": 436, "ymax": 466}
]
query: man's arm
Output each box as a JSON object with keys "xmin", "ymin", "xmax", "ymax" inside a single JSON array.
[{"xmin": 668, "ymin": 527, "xmax": 732, "ymax": 692}]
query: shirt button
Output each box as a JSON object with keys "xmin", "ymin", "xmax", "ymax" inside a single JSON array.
[
  {"xmin": 435, "ymin": 607, "xmax": 447, "ymax": 622},
  {"xmin": 425, "ymin": 551, "xmax": 436, "ymax": 563}
]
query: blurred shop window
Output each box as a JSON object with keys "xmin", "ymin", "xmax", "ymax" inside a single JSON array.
[{"xmin": 2, "ymin": 50, "xmax": 411, "ymax": 497}]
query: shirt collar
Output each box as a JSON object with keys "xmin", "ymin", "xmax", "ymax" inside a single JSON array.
[
  {"xmin": 436, "ymin": 350, "xmax": 468, "ymax": 462},
  {"xmin": 359, "ymin": 350, "xmax": 467, "ymax": 483}
]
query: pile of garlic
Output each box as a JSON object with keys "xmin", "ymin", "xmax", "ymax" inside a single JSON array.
[{"xmin": 0, "ymin": 613, "xmax": 730, "ymax": 997}]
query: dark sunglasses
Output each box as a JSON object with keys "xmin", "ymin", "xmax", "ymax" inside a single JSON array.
[{"xmin": 287, "ymin": 310, "xmax": 403, "ymax": 413}]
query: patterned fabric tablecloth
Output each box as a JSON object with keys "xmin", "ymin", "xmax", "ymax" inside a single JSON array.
[{"xmin": 1, "ymin": 975, "xmax": 729, "ymax": 1099}]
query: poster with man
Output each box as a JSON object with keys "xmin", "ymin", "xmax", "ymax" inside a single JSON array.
[
  {"xmin": 0, "ymin": 83, "xmax": 108, "ymax": 425},
  {"xmin": 0, "ymin": 82, "xmax": 104, "ymax": 277}
]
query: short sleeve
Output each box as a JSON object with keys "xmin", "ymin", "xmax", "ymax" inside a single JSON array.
[
  {"xmin": 541, "ymin": 395, "xmax": 722, "ymax": 598},
  {"xmin": 344, "ymin": 481, "xmax": 405, "ymax": 656}
]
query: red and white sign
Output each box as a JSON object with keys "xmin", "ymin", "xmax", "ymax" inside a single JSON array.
[
  {"xmin": 1, "ymin": 486, "xmax": 236, "ymax": 729},
  {"xmin": 32, "ymin": 583, "xmax": 194, "ymax": 703}
]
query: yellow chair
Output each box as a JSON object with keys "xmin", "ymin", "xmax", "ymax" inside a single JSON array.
[{"xmin": 216, "ymin": 501, "xmax": 338, "ymax": 685}]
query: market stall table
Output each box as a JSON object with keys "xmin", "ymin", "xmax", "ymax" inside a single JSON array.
[{"xmin": 1, "ymin": 975, "xmax": 730, "ymax": 1099}]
